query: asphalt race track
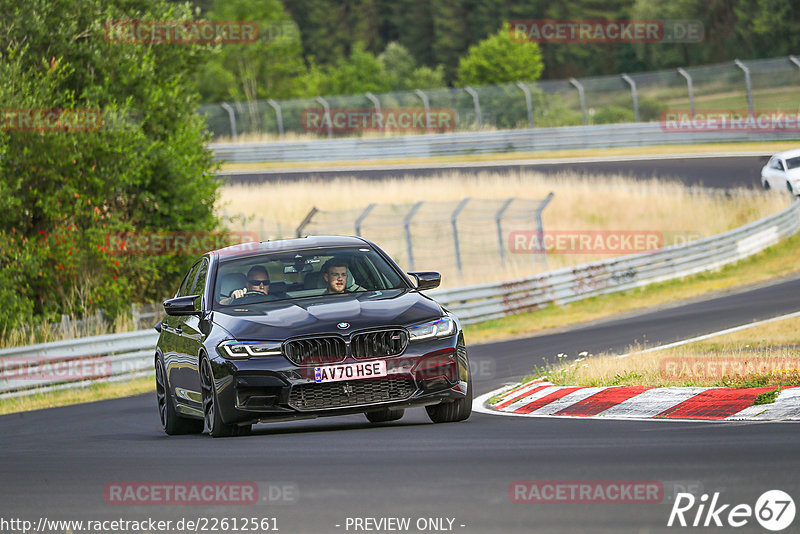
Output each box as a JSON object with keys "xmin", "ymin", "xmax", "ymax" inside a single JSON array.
[
  {"xmin": 3, "ymin": 156, "xmax": 798, "ymax": 534},
  {"xmin": 219, "ymin": 154, "xmax": 771, "ymax": 189}
]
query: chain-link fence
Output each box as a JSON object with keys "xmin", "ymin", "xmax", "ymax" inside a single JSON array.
[
  {"xmin": 200, "ymin": 56, "xmax": 800, "ymax": 140},
  {"xmin": 221, "ymin": 197, "xmax": 552, "ymax": 286}
]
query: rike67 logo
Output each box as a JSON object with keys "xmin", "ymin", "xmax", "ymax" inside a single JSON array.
[{"xmin": 668, "ymin": 490, "xmax": 795, "ymax": 531}]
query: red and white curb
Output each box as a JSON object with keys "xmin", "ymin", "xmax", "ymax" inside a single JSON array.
[{"xmin": 474, "ymin": 379, "xmax": 800, "ymax": 421}]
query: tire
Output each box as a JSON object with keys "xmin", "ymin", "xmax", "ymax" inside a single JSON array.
[
  {"xmin": 426, "ymin": 367, "xmax": 472, "ymax": 424},
  {"xmin": 365, "ymin": 407, "xmax": 405, "ymax": 423},
  {"xmin": 155, "ymin": 357, "xmax": 203, "ymax": 435},
  {"xmin": 200, "ymin": 357, "xmax": 250, "ymax": 438}
]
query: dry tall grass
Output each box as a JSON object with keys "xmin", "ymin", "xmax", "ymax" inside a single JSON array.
[
  {"xmin": 542, "ymin": 316, "xmax": 800, "ymax": 388},
  {"xmin": 218, "ymin": 170, "xmax": 790, "ymax": 287}
]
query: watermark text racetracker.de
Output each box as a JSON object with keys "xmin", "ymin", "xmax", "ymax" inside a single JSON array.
[
  {"xmin": 661, "ymin": 110, "xmax": 800, "ymax": 133},
  {"xmin": 105, "ymin": 231, "xmax": 259, "ymax": 256},
  {"xmin": 104, "ymin": 20, "xmax": 259, "ymax": 44},
  {"xmin": 510, "ymin": 19, "xmax": 703, "ymax": 43},
  {"xmin": 301, "ymin": 108, "xmax": 456, "ymax": 133},
  {"xmin": 0, "ymin": 108, "xmax": 103, "ymax": 132}
]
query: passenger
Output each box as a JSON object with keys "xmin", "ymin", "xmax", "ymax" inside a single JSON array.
[{"xmin": 321, "ymin": 258, "xmax": 349, "ymax": 294}]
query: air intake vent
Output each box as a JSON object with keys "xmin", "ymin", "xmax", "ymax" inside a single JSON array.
[
  {"xmin": 283, "ymin": 337, "xmax": 347, "ymax": 366},
  {"xmin": 351, "ymin": 329, "xmax": 408, "ymax": 359}
]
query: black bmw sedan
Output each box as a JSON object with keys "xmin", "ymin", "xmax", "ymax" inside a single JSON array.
[{"xmin": 155, "ymin": 235, "xmax": 472, "ymax": 437}]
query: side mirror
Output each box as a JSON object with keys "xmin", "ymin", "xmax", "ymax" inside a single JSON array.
[
  {"xmin": 407, "ymin": 271, "xmax": 441, "ymax": 291},
  {"xmin": 163, "ymin": 295, "xmax": 201, "ymax": 316}
]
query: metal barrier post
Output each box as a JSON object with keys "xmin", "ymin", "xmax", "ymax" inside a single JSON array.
[
  {"xmin": 450, "ymin": 198, "xmax": 471, "ymax": 273},
  {"xmin": 266, "ymin": 99, "xmax": 284, "ymax": 139},
  {"xmin": 464, "ymin": 86, "xmax": 482, "ymax": 130},
  {"xmin": 535, "ymin": 193, "xmax": 554, "ymax": 267},
  {"xmin": 315, "ymin": 96, "xmax": 333, "ymax": 138},
  {"xmin": 677, "ymin": 68, "xmax": 695, "ymax": 120},
  {"xmin": 515, "ymin": 82, "xmax": 534, "ymax": 128},
  {"xmin": 365, "ymin": 92, "xmax": 384, "ymax": 133},
  {"xmin": 734, "ymin": 59, "xmax": 754, "ymax": 119},
  {"xmin": 404, "ymin": 202, "xmax": 424, "ymax": 270},
  {"xmin": 355, "ymin": 203, "xmax": 376, "ymax": 237},
  {"xmin": 621, "ymin": 74, "xmax": 640, "ymax": 122},
  {"xmin": 569, "ymin": 78, "xmax": 587, "ymax": 125},
  {"xmin": 220, "ymin": 102, "xmax": 237, "ymax": 139},
  {"xmin": 790, "ymin": 55, "xmax": 800, "ymax": 70},
  {"xmin": 496, "ymin": 198, "xmax": 515, "ymax": 264},
  {"xmin": 414, "ymin": 89, "xmax": 431, "ymax": 132},
  {"xmin": 296, "ymin": 207, "xmax": 318, "ymax": 237}
]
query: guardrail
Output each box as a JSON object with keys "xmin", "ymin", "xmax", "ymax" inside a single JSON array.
[
  {"xmin": 210, "ymin": 122, "xmax": 800, "ymax": 164},
  {"xmin": 1, "ymin": 199, "xmax": 798, "ymax": 398},
  {"xmin": 429, "ymin": 199, "xmax": 800, "ymax": 324}
]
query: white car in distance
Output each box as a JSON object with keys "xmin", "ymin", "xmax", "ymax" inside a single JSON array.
[{"xmin": 761, "ymin": 148, "xmax": 800, "ymax": 195}]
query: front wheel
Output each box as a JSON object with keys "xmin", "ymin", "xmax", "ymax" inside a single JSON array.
[
  {"xmin": 155, "ymin": 357, "xmax": 203, "ymax": 435},
  {"xmin": 200, "ymin": 357, "xmax": 250, "ymax": 437},
  {"xmin": 426, "ymin": 372, "xmax": 472, "ymax": 423}
]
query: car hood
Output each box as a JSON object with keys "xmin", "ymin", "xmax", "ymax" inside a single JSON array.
[{"xmin": 212, "ymin": 289, "xmax": 444, "ymax": 340}]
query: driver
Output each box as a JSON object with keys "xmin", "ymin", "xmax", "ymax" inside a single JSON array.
[{"xmin": 220, "ymin": 266, "xmax": 270, "ymax": 304}]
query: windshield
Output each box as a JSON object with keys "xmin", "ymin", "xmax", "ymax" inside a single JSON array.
[
  {"xmin": 213, "ymin": 246, "xmax": 407, "ymax": 308},
  {"xmin": 785, "ymin": 156, "xmax": 800, "ymax": 170}
]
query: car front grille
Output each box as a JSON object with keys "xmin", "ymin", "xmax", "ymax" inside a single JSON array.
[
  {"xmin": 283, "ymin": 337, "xmax": 347, "ymax": 366},
  {"xmin": 288, "ymin": 379, "xmax": 416, "ymax": 411},
  {"xmin": 351, "ymin": 329, "xmax": 408, "ymax": 359}
]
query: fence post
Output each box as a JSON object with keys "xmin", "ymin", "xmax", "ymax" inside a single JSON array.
[
  {"xmin": 414, "ymin": 89, "xmax": 431, "ymax": 132},
  {"xmin": 569, "ymin": 78, "xmax": 588, "ymax": 125},
  {"xmin": 450, "ymin": 198, "xmax": 471, "ymax": 273},
  {"xmin": 404, "ymin": 202, "xmax": 424, "ymax": 270},
  {"xmin": 496, "ymin": 198, "xmax": 515, "ymax": 265},
  {"xmin": 296, "ymin": 207, "xmax": 318, "ymax": 237},
  {"xmin": 365, "ymin": 92, "xmax": 384, "ymax": 133},
  {"xmin": 131, "ymin": 303, "xmax": 139, "ymax": 330},
  {"xmin": 266, "ymin": 99, "xmax": 284, "ymax": 139},
  {"xmin": 677, "ymin": 68, "xmax": 695, "ymax": 120},
  {"xmin": 734, "ymin": 59, "xmax": 754, "ymax": 119},
  {"xmin": 621, "ymin": 74, "xmax": 640, "ymax": 122},
  {"xmin": 355, "ymin": 203, "xmax": 376, "ymax": 236},
  {"xmin": 315, "ymin": 96, "xmax": 333, "ymax": 138},
  {"xmin": 535, "ymin": 192, "xmax": 554, "ymax": 268},
  {"xmin": 464, "ymin": 86, "xmax": 482, "ymax": 130},
  {"xmin": 515, "ymin": 82, "xmax": 534, "ymax": 128},
  {"xmin": 220, "ymin": 102, "xmax": 237, "ymax": 139}
]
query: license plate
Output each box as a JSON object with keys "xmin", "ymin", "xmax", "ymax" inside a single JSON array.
[{"xmin": 314, "ymin": 361, "xmax": 387, "ymax": 383}]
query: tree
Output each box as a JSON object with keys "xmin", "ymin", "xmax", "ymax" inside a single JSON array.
[
  {"xmin": 0, "ymin": 0, "xmax": 220, "ymax": 332},
  {"xmin": 456, "ymin": 22, "xmax": 544, "ymax": 86},
  {"xmin": 319, "ymin": 42, "xmax": 391, "ymax": 95},
  {"xmin": 194, "ymin": 0, "xmax": 308, "ymax": 103},
  {"xmin": 378, "ymin": 42, "xmax": 445, "ymax": 90}
]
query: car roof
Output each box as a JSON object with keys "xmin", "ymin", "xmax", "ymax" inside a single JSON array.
[
  {"xmin": 211, "ymin": 235, "xmax": 371, "ymax": 261},
  {"xmin": 774, "ymin": 148, "xmax": 800, "ymax": 160}
]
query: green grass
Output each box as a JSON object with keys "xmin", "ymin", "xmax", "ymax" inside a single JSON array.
[{"xmin": 753, "ymin": 388, "xmax": 782, "ymax": 405}]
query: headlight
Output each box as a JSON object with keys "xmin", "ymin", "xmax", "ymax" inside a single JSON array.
[
  {"xmin": 217, "ymin": 340, "xmax": 282, "ymax": 359},
  {"xmin": 407, "ymin": 316, "xmax": 456, "ymax": 341}
]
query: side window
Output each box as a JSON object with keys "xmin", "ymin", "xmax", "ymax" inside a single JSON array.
[
  {"xmin": 189, "ymin": 258, "xmax": 209, "ymax": 299},
  {"xmin": 177, "ymin": 262, "xmax": 200, "ymax": 297}
]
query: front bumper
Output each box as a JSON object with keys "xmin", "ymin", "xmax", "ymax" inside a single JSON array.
[{"xmin": 208, "ymin": 334, "xmax": 468, "ymax": 425}]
